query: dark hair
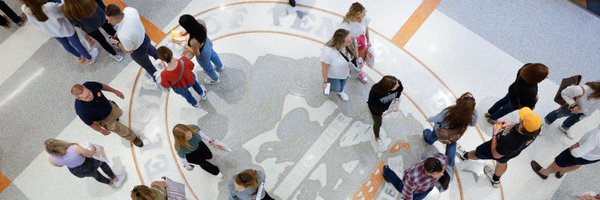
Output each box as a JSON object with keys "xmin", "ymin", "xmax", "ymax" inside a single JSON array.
[
  {"xmin": 178, "ymin": 14, "xmax": 207, "ymax": 44},
  {"xmin": 371, "ymin": 75, "xmax": 402, "ymax": 94},
  {"xmin": 234, "ymin": 169, "xmax": 259, "ymax": 189},
  {"xmin": 519, "ymin": 63, "xmax": 548, "ymax": 85},
  {"xmin": 157, "ymin": 46, "xmax": 173, "ymax": 62},
  {"xmin": 423, "ymin": 157, "xmax": 443, "ymax": 173},
  {"xmin": 105, "ymin": 4, "xmax": 123, "ymax": 17},
  {"xmin": 21, "ymin": 0, "xmax": 48, "ymax": 21},
  {"xmin": 444, "ymin": 92, "xmax": 476, "ymax": 129},
  {"xmin": 585, "ymin": 81, "xmax": 600, "ymax": 100}
]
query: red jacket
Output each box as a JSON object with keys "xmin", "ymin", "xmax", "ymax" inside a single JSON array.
[{"xmin": 160, "ymin": 57, "xmax": 196, "ymax": 88}]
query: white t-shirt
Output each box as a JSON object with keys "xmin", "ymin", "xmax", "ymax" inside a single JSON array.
[
  {"xmin": 571, "ymin": 128, "xmax": 600, "ymax": 161},
  {"xmin": 116, "ymin": 7, "xmax": 145, "ymax": 51},
  {"xmin": 339, "ymin": 15, "xmax": 370, "ymax": 39},
  {"xmin": 22, "ymin": 3, "xmax": 75, "ymax": 38},
  {"xmin": 320, "ymin": 46, "xmax": 351, "ymax": 79}
]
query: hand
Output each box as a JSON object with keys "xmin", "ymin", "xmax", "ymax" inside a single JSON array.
[
  {"xmin": 183, "ymin": 50, "xmax": 193, "ymax": 59},
  {"xmin": 90, "ymin": 146, "xmax": 97, "ymax": 153},
  {"xmin": 570, "ymin": 143, "xmax": 580, "ymax": 150},
  {"xmin": 114, "ymin": 90, "xmax": 125, "ymax": 99},
  {"xmin": 570, "ymin": 105, "xmax": 581, "ymax": 114},
  {"xmin": 110, "ymin": 38, "xmax": 119, "ymax": 45},
  {"xmin": 100, "ymin": 129, "xmax": 111, "ymax": 136}
]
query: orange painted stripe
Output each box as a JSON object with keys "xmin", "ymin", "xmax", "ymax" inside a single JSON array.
[
  {"xmin": 102, "ymin": 0, "xmax": 166, "ymax": 43},
  {"xmin": 391, "ymin": 0, "xmax": 440, "ymax": 47},
  {"xmin": 0, "ymin": 171, "xmax": 10, "ymax": 193}
]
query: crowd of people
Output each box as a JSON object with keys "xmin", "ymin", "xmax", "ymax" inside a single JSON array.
[{"xmin": 3, "ymin": 0, "xmax": 596, "ymax": 199}]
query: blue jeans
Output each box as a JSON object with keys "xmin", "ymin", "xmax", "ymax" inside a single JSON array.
[
  {"xmin": 131, "ymin": 34, "xmax": 158, "ymax": 80},
  {"xmin": 487, "ymin": 94, "xmax": 518, "ymax": 120},
  {"xmin": 423, "ymin": 129, "xmax": 457, "ymax": 167},
  {"xmin": 172, "ymin": 81, "xmax": 205, "ymax": 106},
  {"xmin": 545, "ymin": 107, "xmax": 584, "ymax": 129},
  {"xmin": 383, "ymin": 166, "xmax": 433, "ymax": 200},
  {"xmin": 195, "ymin": 38, "xmax": 223, "ymax": 81},
  {"xmin": 327, "ymin": 78, "xmax": 347, "ymax": 93},
  {"xmin": 55, "ymin": 32, "xmax": 91, "ymax": 59}
]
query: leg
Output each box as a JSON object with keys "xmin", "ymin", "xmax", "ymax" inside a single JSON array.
[
  {"xmin": 538, "ymin": 161, "xmax": 561, "ymax": 176},
  {"xmin": 186, "ymin": 143, "xmax": 219, "ymax": 175},
  {"xmin": 558, "ymin": 164, "xmax": 581, "ymax": 175},
  {"xmin": 172, "ymin": 87, "xmax": 198, "ymax": 106},
  {"xmin": 561, "ymin": 113, "xmax": 584, "ymax": 130},
  {"xmin": 487, "ymin": 95, "xmax": 509, "ymax": 115},
  {"xmin": 209, "ymin": 48, "xmax": 223, "ymax": 70},
  {"xmin": 494, "ymin": 163, "xmax": 508, "ymax": 178},
  {"xmin": 371, "ymin": 114, "xmax": 382, "ymax": 139},
  {"xmin": 131, "ymin": 38, "xmax": 157, "ymax": 80},
  {"xmin": 422, "ymin": 129, "xmax": 437, "ymax": 145},
  {"xmin": 88, "ymin": 170, "xmax": 111, "ymax": 184},
  {"xmin": 98, "ymin": 162, "xmax": 116, "ymax": 179},
  {"xmin": 87, "ymin": 29, "xmax": 117, "ymax": 55},
  {"xmin": 445, "ymin": 142, "xmax": 457, "ymax": 167},
  {"xmin": 145, "ymin": 36, "xmax": 158, "ymax": 60},
  {"xmin": 338, "ymin": 78, "xmax": 347, "ymax": 92},
  {"xmin": 489, "ymin": 100, "xmax": 517, "ymax": 120},
  {"xmin": 190, "ymin": 81, "xmax": 206, "ymax": 96},
  {"xmin": 544, "ymin": 107, "xmax": 571, "ymax": 124},
  {"xmin": 100, "ymin": 21, "xmax": 116, "ymax": 36},
  {"xmin": 0, "ymin": 0, "xmax": 22, "ymax": 24},
  {"xmin": 100, "ymin": 102, "xmax": 137, "ymax": 141},
  {"xmin": 55, "ymin": 37, "xmax": 82, "ymax": 58},
  {"xmin": 66, "ymin": 33, "xmax": 92, "ymax": 59},
  {"xmin": 382, "ymin": 166, "xmax": 404, "ymax": 192},
  {"xmin": 0, "ymin": 15, "xmax": 7, "ymax": 27},
  {"xmin": 196, "ymin": 52, "xmax": 219, "ymax": 81}
]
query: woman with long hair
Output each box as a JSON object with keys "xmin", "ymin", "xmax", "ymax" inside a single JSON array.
[
  {"xmin": 423, "ymin": 92, "xmax": 477, "ymax": 167},
  {"xmin": 173, "ymin": 124, "xmax": 223, "ymax": 178},
  {"xmin": 321, "ymin": 28, "xmax": 358, "ymax": 101},
  {"xmin": 178, "ymin": 14, "xmax": 224, "ymax": 85},
  {"xmin": 62, "ymin": 0, "xmax": 122, "ymax": 61},
  {"xmin": 44, "ymin": 138, "xmax": 125, "ymax": 186},
  {"xmin": 367, "ymin": 75, "xmax": 403, "ymax": 152},
  {"xmin": 157, "ymin": 46, "xmax": 207, "ymax": 108},
  {"xmin": 545, "ymin": 81, "xmax": 600, "ymax": 138},
  {"xmin": 340, "ymin": 2, "xmax": 372, "ymax": 84},
  {"xmin": 21, "ymin": 0, "xmax": 98, "ymax": 64},
  {"xmin": 228, "ymin": 169, "xmax": 274, "ymax": 200},
  {"xmin": 131, "ymin": 180, "xmax": 167, "ymax": 200}
]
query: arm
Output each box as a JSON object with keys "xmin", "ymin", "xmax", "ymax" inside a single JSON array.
[
  {"xmin": 321, "ymin": 62, "xmax": 329, "ymax": 89},
  {"xmin": 89, "ymin": 123, "xmax": 111, "ymax": 135},
  {"xmin": 571, "ymin": 132, "xmax": 598, "ymax": 158},
  {"xmin": 150, "ymin": 181, "xmax": 167, "ymax": 190},
  {"xmin": 561, "ymin": 86, "xmax": 584, "ymax": 108},
  {"xmin": 73, "ymin": 144, "xmax": 96, "ymax": 158},
  {"xmin": 110, "ymin": 38, "xmax": 133, "ymax": 54},
  {"xmin": 187, "ymin": 38, "xmax": 201, "ymax": 56},
  {"xmin": 101, "ymin": 83, "xmax": 124, "ymax": 99},
  {"xmin": 490, "ymin": 126, "xmax": 505, "ymax": 159},
  {"xmin": 48, "ymin": 156, "xmax": 63, "ymax": 167}
]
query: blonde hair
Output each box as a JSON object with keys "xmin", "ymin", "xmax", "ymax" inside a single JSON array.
[
  {"xmin": 131, "ymin": 185, "xmax": 155, "ymax": 200},
  {"xmin": 173, "ymin": 124, "xmax": 198, "ymax": 150},
  {"xmin": 44, "ymin": 139, "xmax": 76, "ymax": 157},
  {"xmin": 325, "ymin": 29, "xmax": 357, "ymax": 58},
  {"xmin": 234, "ymin": 169, "xmax": 260, "ymax": 189},
  {"xmin": 343, "ymin": 2, "xmax": 366, "ymax": 23},
  {"xmin": 62, "ymin": 0, "xmax": 97, "ymax": 20}
]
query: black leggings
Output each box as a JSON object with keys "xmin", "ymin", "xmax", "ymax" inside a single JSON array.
[
  {"xmin": 0, "ymin": 0, "xmax": 22, "ymax": 25},
  {"xmin": 372, "ymin": 114, "xmax": 383, "ymax": 138},
  {"xmin": 186, "ymin": 141, "xmax": 220, "ymax": 175},
  {"xmin": 89, "ymin": 162, "xmax": 116, "ymax": 184},
  {"xmin": 70, "ymin": 159, "xmax": 116, "ymax": 185},
  {"xmin": 87, "ymin": 21, "xmax": 117, "ymax": 55}
]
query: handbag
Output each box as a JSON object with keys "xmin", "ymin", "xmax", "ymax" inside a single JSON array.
[
  {"xmin": 338, "ymin": 50, "xmax": 361, "ymax": 72},
  {"xmin": 163, "ymin": 177, "xmax": 186, "ymax": 200},
  {"xmin": 435, "ymin": 125, "xmax": 467, "ymax": 144},
  {"xmin": 554, "ymin": 75, "xmax": 582, "ymax": 108}
]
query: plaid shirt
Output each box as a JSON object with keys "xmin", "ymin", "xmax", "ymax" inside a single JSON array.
[{"xmin": 402, "ymin": 153, "xmax": 448, "ymax": 200}]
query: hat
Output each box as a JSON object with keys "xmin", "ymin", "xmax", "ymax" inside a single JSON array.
[{"xmin": 518, "ymin": 107, "xmax": 542, "ymax": 132}]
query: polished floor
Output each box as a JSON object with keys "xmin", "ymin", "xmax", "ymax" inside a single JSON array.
[{"xmin": 0, "ymin": 0, "xmax": 599, "ymax": 200}]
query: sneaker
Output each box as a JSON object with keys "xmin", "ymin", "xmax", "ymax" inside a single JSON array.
[
  {"xmin": 559, "ymin": 126, "xmax": 574, "ymax": 139},
  {"xmin": 87, "ymin": 48, "xmax": 99, "ymax": 65},
  {"xmin": 215, "ymin": 66, "xmax": 224, "ymax": 72},
  {"xmin": 375, "ymin": 138, "xmax": 386, "ymax": 152},
  {"xmin": 483, "ymin": 165, "xmax": 500, "ymax": 188},
  {"xmin": 110, "ymin": 174, "xmax": 126, "ymax": 188},
  {"xmin": 215, "ymin": 172, "xmax": 223, "ymax": 179},
  {"xmin": 358, "ymin": 71, "xmax": 368, "ymax": 84},
  {"xmin": 200, "ymin": 90, "xmax": 208, "ymax": 100},
  {"xmin": 192, "ymin": 103, "xmax": 201, "ymax": 108},
  {"xmin": 205, "ymin": 78, "xmax": 221, "ymax": 85},
  {"xmin": 456, "ymin": 145, "xmax": 468, "ymax": 161},
  {"xmin": 338, "ymin": 91, "xmax": 349, "ymax": 101},
  {"xmin": 132, "ymin": 137, "xmax": 144, "ymax": 147},
  {"xmin": 110, "ymin": 53, "xmax": 124, "ymax": 62}
]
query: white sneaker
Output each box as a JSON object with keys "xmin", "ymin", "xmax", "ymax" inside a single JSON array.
[
  {"xmin": 205, "ymin": 78, "xmax": 221, "ymax": 85},
  {"xmin": 215, "ymin": 66, "xmax": 224, "ymax": 72},
  {"xmin": 192, "ymin": 103, "xmax": 202, "ymax": 108},
  {"xmin": 375, "ymin": 138, "xmax": 386, "ymax": 152},
  {"xmin": 215, "ymin": 172, "xmax": 223, "ymax": 179},
  {"xmin": 338, "ymin": 91, "xmax": 349, "ymax": 101},
  {"xmin": 559, "ymin": 126, "xmax": 574, "ymax": 139},
  {"xmin": 200, "ymin": 90, "xmax": 208, "ymax": 100},
  {"xmin": 111, "ymin": 174, "xmax": 126, "ymax": 188},
  {"xmin": 87, "ymin": 48, "xmax": 99, "ymax": 64},
  {"xmin": 109, "ymin": 53, "xmax": 123, "ymax": 62},
  {"xmin": 483, "ymin": 165, "xmax": 500, "ymax": 188}
]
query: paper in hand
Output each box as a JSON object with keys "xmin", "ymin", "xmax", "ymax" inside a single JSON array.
[
  {"xmin": 324, "ymin": 83, "xmax": 331, "ymax": 95},
  {"xmin": 212, "ymin": 140, "xmax": 232, "ymax": 152},
  {"xmin": 87, "ymin": 142, "xmax": 109, "ymax": 163}
]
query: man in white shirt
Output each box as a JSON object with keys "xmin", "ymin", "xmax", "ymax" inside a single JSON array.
[{"xmin": 105, "ymin": 4, "xmax": 158, "ymax": 81}]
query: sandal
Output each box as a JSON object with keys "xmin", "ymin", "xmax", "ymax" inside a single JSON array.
[
  {"xmin": 555, "ymin": 172, "xmax": 564, "ymax": 179},
  {"xmin": 77, "ymin": 56, "xmax": 85, "ymax": 64},
  {"xmin": 530, "ymin": 161, "xmax": 548, "ymax": 179}
]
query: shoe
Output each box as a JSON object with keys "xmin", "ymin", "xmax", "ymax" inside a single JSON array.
[
  {"xmin": 422, "ymin": 129, "xmax": 434, "ymax": 145},
  {"xmin": 555, "ymin": 172, "xmax": 564, "ymax": 179},
  {"xmin": 110, "ymin": 53, "xmax": 124, "ymax": 62},
  {"xmin": 530, "ymin": 161, "xmax": 548, "ymax": 179},
  {"xmin": 110, "ymin": 174, "xmax": 126, "ymax": 188},
  {"xmin": 559, "ymin": 126, "xmax": 574, "ymax": 139},
  {"xmin": 338, "ymin": 91, "xmax": 349, "ymax": 101},
  {"xmin": 358, "ymin": 71, "xmax": 368, "ymax": 84},
  {"xmin": 1, "ymin": 15, "xmax": 9, "ymax": 29},
  {"xmin": 77, "ymin": 56, "xmax": 85, "ymax": 64},
  {"xmin": 18, "ymin": 13, "xmax": 27, "ymax": 26},
  {"xmin": 192, "ymin": 103, "xmax": 201, "ymax": 108},
  {"xmin": 375, "ymin": 138, "xmax": 386, "ymax": 152},
  {"xmin": 132, "ymin": 137, "xmax": 144, "ymax": 147},
  {"xmin": 215, "ymin": 66, "xmax": 224, "ymax": 72},
  {"xmin": 205, "ymin": 78, "xmax": 221, "ymax": 85},
  {"xmin": 483, "ymin": 165, "xmax": 500, "ymax": 188},
  {"xmin": 200, "ymin": 90, "xmax": 208, "ymax": 100},
  {"xmin": 215, "ymin": 172, "xmax": 223, "ymax": 179},
  {"xmin": 484, "ymin": 112, "xmax": 491, "ymax": 118},
  {"xmin": 544, "ymin": 117, "xmax": 552, "ymax": 125},
  {"xmin": 456, "ymin": 144, "xmax": 468, "ymax": 161},
  {"xmin": 484, "ymin": 113, "xmax": 496, "ymax": 124},
  {"xmin": 87, "ymin": 48, "xmax": 99, "ymax": 64}
]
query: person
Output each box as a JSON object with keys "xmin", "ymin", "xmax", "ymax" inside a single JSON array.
[
  {"xmin": 0, "ymin": 0, "xmax": 26, "ymax": 28},
  {"xmin": 173, "ymin": 124, "xmax": 223, "ymax": 178},
  {"xmin": 423, "ymin": 92, "xmax": 477, "ymax": 167},
  {"xmin": 228, "ymin": 169, "xmax": 274, "ymax": 200},
  {"xmin": 367, "ymin": 75, "xmax": 403, "ymax": 152},
  {"xmin": 178, "ymin": 14, "xmax": 224, "ymax": 85},
  {"xmin": 44, "ymin": 138, "xmax": 125, "ymax": 187},
  {"xmin": 340, "ymin": 2, "xmax": 372, "ymax": 84},
  {"xmin": 131, "ymin": 180, "xmax": 167, "ymax": 200},
  {"xmin": 321, "ymin": 28, "xmax": 358, "ymax": 101},
  {"xmin": 157, "ymin": 46, "xmax": 207, "ymax": 108},
  {"xmin": 72, "ymin": 81, "xmax": 144, "ymax": 147},
  {"xmin": 531, "ymin": 128, "xmax": 600, "ymax": 179},
  {"xmin": 105, "ymin": 4, "xmax": 158, "ymax": 81},
  {"xmin": 21, "ymin": 0, "xmax": 99, "ymax": 64},
  {"xmin": 62, "ymin": 0, "xmax": 123, "ymax": 61},
  {"xmin": 484, "ymin": 63, "xmax": 548, "ymax": 124},
  {"xmin": 382, "ymin": 153, "xmax": 448, "ymax": 200},
  {"xmin": 545, "ymin": 81, "xmax": 600, "ymax": 138},
  {"xmin": 457, "ymin": 107, "xmax": 541, "ymax": 188}
]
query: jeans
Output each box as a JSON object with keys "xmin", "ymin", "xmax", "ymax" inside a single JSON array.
[
  {"xmin": 131, "ymin": 34, "xmax": 158, "ymax": 80},
  {"xmin": 545, "ymin": 107, "xmax": 584, "ymax": 129},
  {"xmin": 55, "ymin": 32, "xmax": 92, "ymax": 59},
  {"xmin": 172, "ymin": 81, "xmax": 205, "ymax": 106},
  {"xmin": 195, "ymin": 38, "xmax": 223, "ymax": 81},
  {"xmin": 327, "ymin": 78, "xmax": 347, "ymax": 93},
  {"xmin": 487, "ymin": 94, "xmax": 518, "ymax": 120},
  {"xmin": 87, "ymin": 21, "xmax": 117, "ymax": 55},
  {"xmin": 423, "ymin": 129, "xmax": 457, "ymax": 167},
  {"xmin": 372, "ymin": 114, "xmax": 382, "ymax": 138},
  {"xmin": 186, "ymin": 141, "xmax": 219, "ymax": 175},
  {"xmin": 383, "ymin": 166, "xmax": 433, "ymax": 200}
]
